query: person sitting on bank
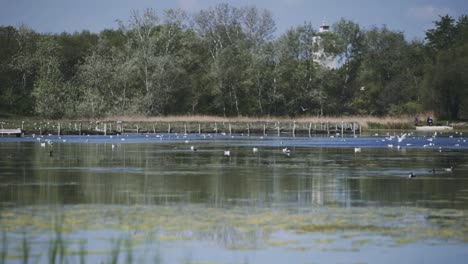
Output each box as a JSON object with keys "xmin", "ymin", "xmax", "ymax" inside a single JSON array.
[{"xmin": 427, "ymin": 116, "xmax": 433, "ymax": 126}]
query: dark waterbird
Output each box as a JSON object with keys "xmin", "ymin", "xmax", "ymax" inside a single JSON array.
[{"xmin": 408, "ymin": 172, "xmax": 416, "ymax": 178}]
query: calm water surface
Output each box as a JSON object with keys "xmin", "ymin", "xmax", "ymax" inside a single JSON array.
[{"xmin": 1, "ymin": 132, "xmax": 468, "ymax": 263}]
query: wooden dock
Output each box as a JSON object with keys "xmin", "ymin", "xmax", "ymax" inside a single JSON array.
[
  {"xmin": 0, "ymin": 128, "xmax": 22, "ymax": 137},
  {"xmin": 0, "ymin": 120, "xmax": 363, "ymax": 137},
  {"xmin": 415, "ymin": 126, "xmax": 453, "ymax": 131}
]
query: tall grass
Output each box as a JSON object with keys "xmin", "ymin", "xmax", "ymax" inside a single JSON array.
[
  {"xmin": 100, "ymin": 114, "xmax": 415, "ymax": 125},
  {"xmin": 1, "ymin": 230, "xmax": 6, "ymax": 264},
  {"xmin": 108, "ymin": 238, "xmax": 122, "ymax": 264},
  {"xmin": 79, "ymin": 239, "xmax": 86, "ymax": 264},
  {"xmin": 21, "ymin": 231, "xmax": 29, "ymax": 264},
  {"xmin": 48, "ymin": 213, "xmax": 66, "ymax": 264}
]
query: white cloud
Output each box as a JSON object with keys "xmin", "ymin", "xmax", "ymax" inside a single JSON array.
[{"xmin": 407, "ymin": 5, "xmax": 452, "ymax": 21}]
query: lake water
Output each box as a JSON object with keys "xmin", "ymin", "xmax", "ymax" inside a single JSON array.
[{"xmin": 1, "ymin": 132, "xmax": 468, "ymax": 263}]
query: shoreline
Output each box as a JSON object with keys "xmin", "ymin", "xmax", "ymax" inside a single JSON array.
[{"xmin": 1, "ymin": 115, "xmax": 466, "ymax": 136}]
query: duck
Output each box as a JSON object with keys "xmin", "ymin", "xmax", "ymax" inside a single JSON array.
[
  {"xmin": 444, "ymin": 166, "xmax": 453, "ymax": 172},
  {"xmin": 354, "ymin": 147, "xmax": 362, "ymax": 153},
  {"xmin": 190, "ymin": 146, "xmax": 197, "ymax": 152},
  {"xmin": 252, "ymin": 147, "xmax": 258, "ymax": 153},
  {"xmin": 408, "ymin": 172, "xmax": 416, "ymax": 178},
  {"xmin": 224, "ymin": 150, "xmax": 230, "ymax": 156},
  {"xmin": 282, "ymin": 148, "xmax": 291, "ymax": 156}
]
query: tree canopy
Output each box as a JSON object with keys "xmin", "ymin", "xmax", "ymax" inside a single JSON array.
[{"xmin": 0, "ymin": 5, "xmax": 467, "ymax": 120}]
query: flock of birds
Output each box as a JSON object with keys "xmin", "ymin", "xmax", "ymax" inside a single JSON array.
[
  {"xmin": 365, "ymin": 131, "xmax": 460, "ymax": 178},
  {"xmin": 32, "ymin": 130, "xmax": 461, "ymax": 179}
]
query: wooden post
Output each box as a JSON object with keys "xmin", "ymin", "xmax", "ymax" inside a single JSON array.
[
  {"xmin": 58, "ymin": 123, "xmax": 61, "ymax": 136},
  {"xmin": 136, "ymin": 124, "xmax": 139, "ymax": 134},
  {"xmin": 353, "ymin": 122, "xmax": 356, "ymax": 137},
  {"xmin": 198, "ymin": 123, "xmax": 201, "ymax": 134},
  {"xmin": 104, "ymin": 123, "xmax": 107, "ymax": 136},
  {"xmin": 263, "ymin": 123, "xmax": 266, "ymax": 136},
  {"xmin": 341, "ymin": 121, "xmax": 344, "ymax": 138},
  {"xmin": 168, "ymin": 123, "xmax": 171, "ymax": 134},
  {"xmin": 277, "ymin": 122, "xmax": 280, "ymax": 137},
  {"xmin": 308, "ymin": 123, "xmax": 312, "ymax": 137},
  {"xmin": 292, "ymin": 121, "xmax": 296, "ymax": 137},
  {"xmin": 184, "ymin": 123, "xmax": 187, "ymax": 134},
  {"xmin": 79, "ymin": 123, "xmax": 82, "ymax": 135},
  {"xmin": 247, "ymin": 123, "xmax": 250, "ymax": 136},
  {"xmin": 327, "ymin": 122, "xmax": 330, "ymax": 136},
  {"xmin": 153, "ymin": 124, "xmax": 156, "ymax": 134},
  {"xmin": 214, "ymin": 122, "xmax": 218, "ymax": 134},
  {"xmin": 21, "ymin": 121, "xmax": 24, "ymax": 130},
  {"xmin": 359, "ymin": 124, "xmax": 362, "ymax": 137},
  {"xmin": 229, "ymin": 123, "xmax": 232, "ymax": 136}
]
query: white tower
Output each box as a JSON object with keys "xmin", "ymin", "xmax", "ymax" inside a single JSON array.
[
  {"xmin": 319, "ymin": 20, "xmax": 330, "ymax": 33},
  {"xmin": 313, "ymin": 19, "xmax": 336, "ymax": 69}
]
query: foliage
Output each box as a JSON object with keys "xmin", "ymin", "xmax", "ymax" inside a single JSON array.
[
  {"xmin": 423, "ymin": 15, "xmax": 468, "ymax": 119},
  {"xmin": 0, "ymin": 5, "xmax": 466, "ymax": 119}
]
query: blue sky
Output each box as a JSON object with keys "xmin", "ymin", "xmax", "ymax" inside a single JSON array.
[{"xmin": 0, "ymin": 0, "xmax": 467, "ymax": 40}]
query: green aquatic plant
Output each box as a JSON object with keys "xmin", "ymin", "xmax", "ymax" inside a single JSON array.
[
  {"xmin": 1, "ymin": 230, "xmax": 6, "ymax": 264},
  {"xmin": 0, "ymin": 204, "xmax": 467, "ymax": 262},
  {"xmin": 79, "ymin": 239, "xmax": 86, "ymax": 264},
  {"xmin": 21, "ymin": 230, "xmax": 29, "ymax": 264},
  {"xmin": 48, "ymin": 212, "xmax": 67, "ymax": 264},
  {"xmin": 124, "ymin": 236, "xmax": 133, "ymax": 264}
]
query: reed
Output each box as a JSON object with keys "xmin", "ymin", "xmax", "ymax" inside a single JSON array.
[
  {"xmin": 21, "ymin": 231, "xmax": 29, "ymax": 264},
  {"xmin": 5, "ymin": 113, "xmax": 464, "ymax": 136},
  {"xmin": 79, "ymin": 239, "xmax": 86, "ymax": 264},
  {"xmin": 48, "ymin": 213, "xmax": 66, "ymax": 264}
]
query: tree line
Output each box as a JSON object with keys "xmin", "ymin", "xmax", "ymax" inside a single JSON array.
[{"xmin": 0, "ymin": 4, "xmax": 467, "ymax": 119}]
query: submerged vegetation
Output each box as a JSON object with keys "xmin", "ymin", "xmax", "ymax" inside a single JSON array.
[
  {"xmin": 0, "ymin": 4, "xmax": 467, "ymax": 119},
  {"xmin": 1, "ymin": 205, "xmax": 467, "ymax": 263}
]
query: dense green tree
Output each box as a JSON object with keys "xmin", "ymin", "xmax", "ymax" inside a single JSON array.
[
  {"xmin": 0, "ymin": 5, "xmax": 466, "ymax": 120},
  {"xmin": 354, "ymin": 26, "xmax": 419, "ymax": 115},
  {"xmin": 274, "ymin": 23, "xmax": 321, "ymax": 115},
  {"xmin": 32, "ymin": 36, "xmax": 70, "ymax": 118},
  {"xmin": 331, "ymin": 19, "xmax": 365, "ymax": 112},
  {"xmin": 423, "ymin": 15, "xmax": 468, "ymax": 119},
  {"xmin": 0, "ymin": 26, "xmax": 20, "ymax": 114}
]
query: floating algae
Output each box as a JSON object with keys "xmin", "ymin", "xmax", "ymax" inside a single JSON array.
[{"xmin": 1, "ymin": 204, "xmax": 467, "ymax": 262}]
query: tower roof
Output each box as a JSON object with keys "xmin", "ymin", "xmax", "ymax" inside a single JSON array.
[{"xmin": 319, "ymin": 19, "xmax": 329, "ymax": 33}]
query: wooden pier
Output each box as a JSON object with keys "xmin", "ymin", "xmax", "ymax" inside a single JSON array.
[
  {"xmin": 0, "ymin": 120, "xmax": 365, "ymax": 137},
  {"xmin": 0, "ymin": 128, "xmax": 22, "ymax": 137}
]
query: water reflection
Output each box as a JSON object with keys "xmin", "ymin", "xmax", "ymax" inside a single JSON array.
[
  {"xmin": 1, "ymin": 135, "xmax": 468, "ymax": 209},
  {"xmin": 1, "ymin": 134, "xmax": 468, "ymax": 263}
]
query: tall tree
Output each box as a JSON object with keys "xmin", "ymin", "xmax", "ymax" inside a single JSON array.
[
  {"xmin": 194, "ymin": 3, "xmax": 247, "ymax": 116},
  {"xmin": 275, "ymin": 23, "xmax": 321, "ymax": 115},
  {"xmin": 423, "ymin": 15, "xmax": 468, "ymax": 119},
  {"xmin": 32, "ymin": 36, "xmax": 69, "ymax": 118}
]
